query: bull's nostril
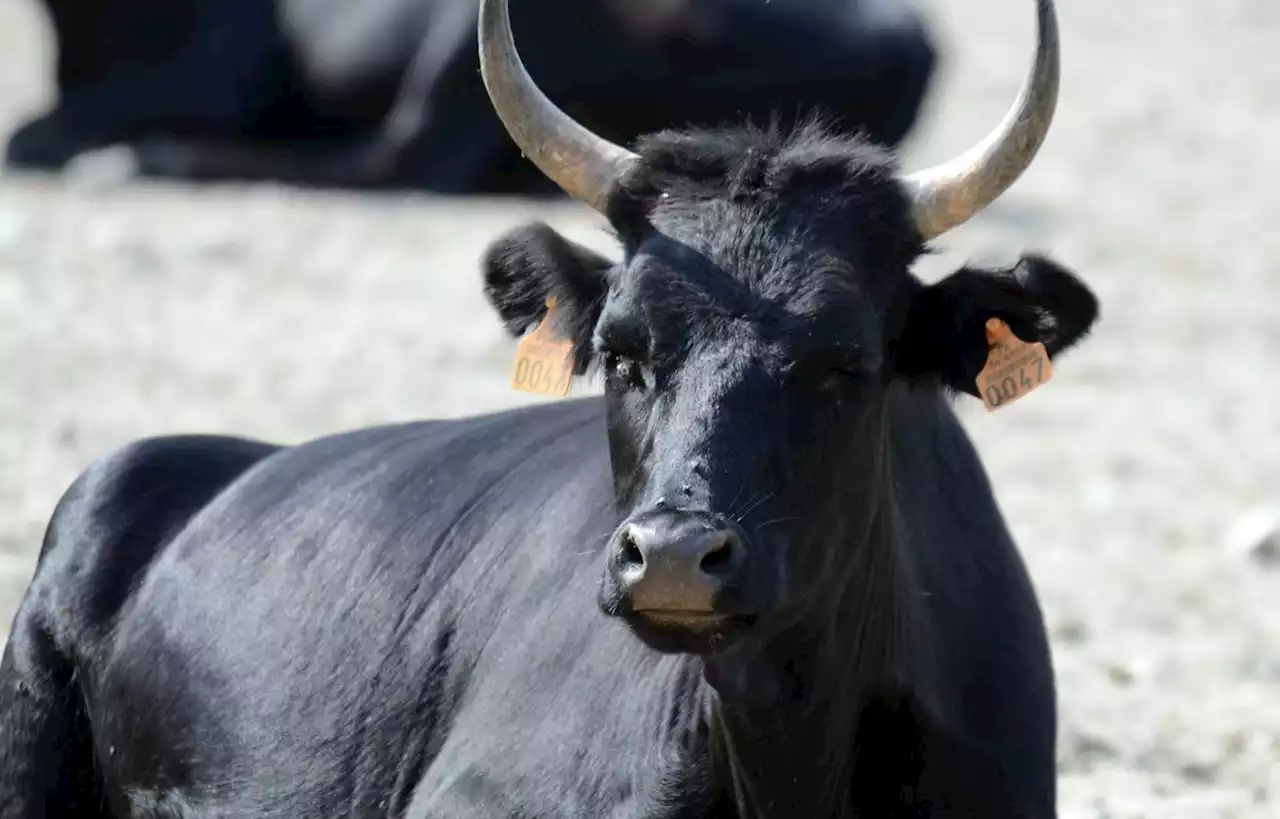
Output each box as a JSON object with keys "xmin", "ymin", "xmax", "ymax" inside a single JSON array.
[
  {"xmin": 619, "ymin": 529, "xmax": 644, "ymax": 569},
  {"xmin": 699, "ymin": 537, "xmax": 734, "ymax": 574}
]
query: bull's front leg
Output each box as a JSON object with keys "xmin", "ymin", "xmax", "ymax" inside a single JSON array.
[{"xmin": 0, "ymin": 611, "xmax": 107, "ymax": 818}]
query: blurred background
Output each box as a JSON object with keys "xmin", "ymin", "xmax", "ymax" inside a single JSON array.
[{"xmin": 0, "ymin": 0, "xmax": 1277, "ymax": 816}]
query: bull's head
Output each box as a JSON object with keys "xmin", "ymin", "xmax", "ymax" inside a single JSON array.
[{"xmin": 478, "ymin": 0, "xmax": 1097, "ymax": 657}]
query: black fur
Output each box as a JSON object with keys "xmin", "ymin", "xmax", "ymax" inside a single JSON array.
[{"xmin": 2, "ymin": 122, "xmax": 1098, "ymax": 818}]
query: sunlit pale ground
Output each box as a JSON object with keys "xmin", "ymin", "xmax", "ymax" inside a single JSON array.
[{"xmin": 1, "ymin": 1, "xmax": 1277, "ymax": 817}]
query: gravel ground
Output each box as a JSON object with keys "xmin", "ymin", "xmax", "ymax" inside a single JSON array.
[{"xmin": 1, "ymin": 1, "xmax": 1278, "ymax": 817}]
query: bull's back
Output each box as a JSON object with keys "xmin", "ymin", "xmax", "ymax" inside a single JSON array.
[
  {"xmin": 88, "ymin": 397, "xmax": 614, "ymax": 814},
  {"xmin": 2, "ymin": 432, "xmax": 279, "ymax": 817}
]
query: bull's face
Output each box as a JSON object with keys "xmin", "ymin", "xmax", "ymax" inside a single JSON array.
[
  {"xmin": 483, "ymin": 126, "xmax": 1099, "ymax": 656},
  {"xmin": 589, "ymin": 231, "xmax": 898, "ymax": 654},
  {"xmin": 475, "ymin": 0, "xmax": 1089, "ymax": 657}
]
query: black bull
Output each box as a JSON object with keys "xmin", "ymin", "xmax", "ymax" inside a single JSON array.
[
  {"xmin": 5, "ymin": 0, "xmax": 936, "ymax": 194},
  {"xmin": 1, "ymin": 0, "xmax": 1102, "ymax": 814}
]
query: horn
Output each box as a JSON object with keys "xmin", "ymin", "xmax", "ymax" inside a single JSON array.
[
  {"xmin": 903, "ymin": 0, "xmax": 1060, "ymax": 240},
  {"xmin": 477, "ymin": 0, "xmax": 638, "ymax": 211}
]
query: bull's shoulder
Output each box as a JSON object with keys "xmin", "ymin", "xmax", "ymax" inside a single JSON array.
[
  {"xmin": 19, "ymin": 434, "xmax": 280, "ymax": 647},
  {"xmin": 241, "ymin": 397, "xmax": 610, "ymax": 510},
  {"xmin": 194, "ymin": 399, "xmax": 613, "ymax": 563}
]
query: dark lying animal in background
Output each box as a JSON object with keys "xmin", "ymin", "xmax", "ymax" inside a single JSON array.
[
  {"xmin": 0, "ymin": 0, "xmax": 1097, "ymax": 816},
  {"xmin": 6, "ymin": 0, "xmax": 937, "ymax": 195}
]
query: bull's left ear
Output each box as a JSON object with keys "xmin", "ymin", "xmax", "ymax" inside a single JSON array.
[
  {"xmin": 888, "ymin": 254, "xmax": 1100, "ymax": 397},
  {"xmin": 482, "ymin": 222, "xmax": 613, "ymax": 375}
]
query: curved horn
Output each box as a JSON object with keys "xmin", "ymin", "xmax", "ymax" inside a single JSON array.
[
  {"xmin": 903, "ymin": 0, "xmax": 1060, "ymax": 240},
  {"xmin": 477, "ymin": 0, "xmax": 638, "ymax": 211}
]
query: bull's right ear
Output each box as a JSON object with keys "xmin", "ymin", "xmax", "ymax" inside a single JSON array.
[
  {"xmin": 889, "ymin": 254, "xmax": 1100, "ymax": 397},
  {"xmin": 481, "ymin": 222, "xmax": 613, "ymax": 374}
]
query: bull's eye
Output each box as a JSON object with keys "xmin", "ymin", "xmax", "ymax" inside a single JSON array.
[
  {"xmin": 784, "ymin": 357, "xmax": 868, "ymax": 395},
  {"xmin": 603, "ymin": 351, "xmax": 646, "ymax": 391}
]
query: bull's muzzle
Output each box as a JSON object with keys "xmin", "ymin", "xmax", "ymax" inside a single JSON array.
[{"xmin": 606, "ymin": 509, "xmax": 750, "ymax": 619}]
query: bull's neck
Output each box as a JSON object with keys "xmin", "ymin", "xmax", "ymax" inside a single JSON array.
[{"xmin": 702, "ymin": 467, "xmax": 918, "ymax": 818}]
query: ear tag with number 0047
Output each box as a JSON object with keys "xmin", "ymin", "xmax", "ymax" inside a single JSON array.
[
  {"xmin": 510, "ymin": 297, "xmax": 575, "ymax": 398},
  {"xmin": 975, "ymin": 318, "xmax": 1054, "ymax": 412}
]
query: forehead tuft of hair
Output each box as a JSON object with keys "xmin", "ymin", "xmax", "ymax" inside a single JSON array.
[
  {"xmin": 622, "ymin": 116, "xmax": 895, "ymax": 198},
  {"xmin": 603, "ymin": 117, "xmax": 927, "ymax": 292}
]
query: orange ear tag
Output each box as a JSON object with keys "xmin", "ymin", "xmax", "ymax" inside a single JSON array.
[
  {"xmin": 975, "ymin": 318, "xmax": 1054, "ymax": 412},
  {"xmin": 509, "ymin": 297, "xmax": 575, "ymax": 398}
]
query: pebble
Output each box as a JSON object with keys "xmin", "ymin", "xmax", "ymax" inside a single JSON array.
[{"xmin": 1224, "ymin": 506, "xmax": 1280, "ymax": 568}]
